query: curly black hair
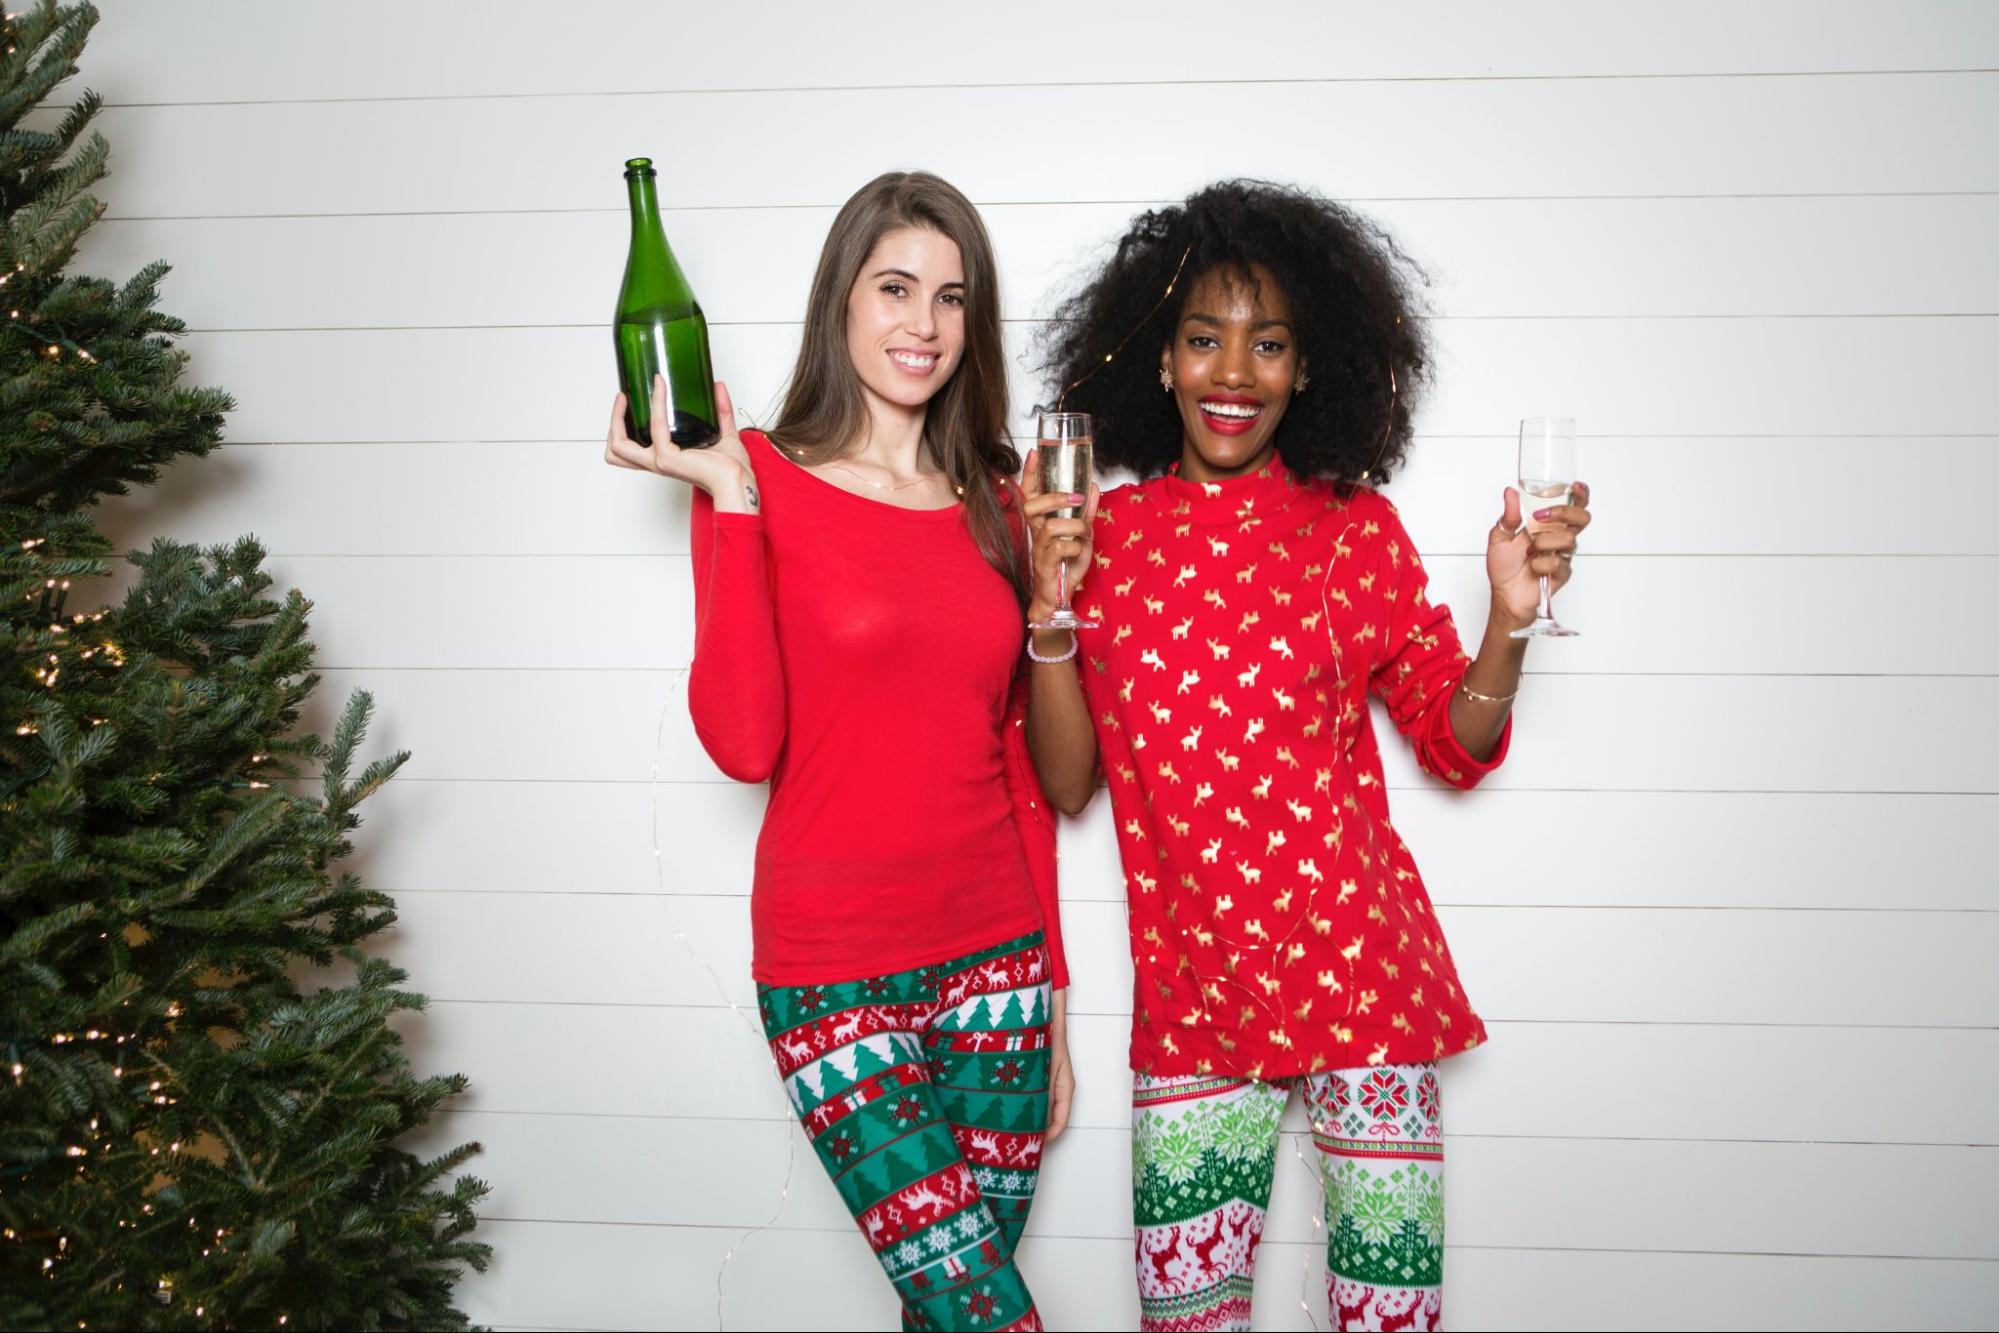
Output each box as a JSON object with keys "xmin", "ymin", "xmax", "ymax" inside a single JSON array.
[{"xmin": 1037, "ymin": 179, "xmax": 1431, "ymax": 484}]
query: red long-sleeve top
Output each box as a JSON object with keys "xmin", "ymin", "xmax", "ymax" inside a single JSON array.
[
  {"xmin": 687, "ymin": 429, "xmax": 1067, "ymax": 988},
  {"xmin": 1071, "ymin": 454, "xmax": 1502, "ymax": 1078}
]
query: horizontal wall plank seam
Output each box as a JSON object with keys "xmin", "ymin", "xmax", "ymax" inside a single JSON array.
[
  {"xmin": 450, "ymin": 1212, "xmax": 1999, "ymax": 1262},
  {"xmin": 427, "ymin": 1109, "xmax": 1997, "ymax": 1150},
  {"xmin": 203, "ymin": 433, "xmax": 1999, "ymax": 445},
  {"xmin": 387, "ymin": 889, "xmax": 1999, "ymax": 914},
  {"xmin": 95, "ymin": 190, "xmax": 1999, "ymax": 224},
  {"xmin": 91, "ymin": 65, "xmax": 1999, "ymax": 112},
  {"xmin": 169, "ymin": 313, "xmax": 1999, "ymax": 333},
  {"xmin": 365, "ymin": 778, "xmax": 1999, "ymax": 795},
  {"xmin": 417, "ymin": 998, "xmax": 1999, "ymax": 1029}
]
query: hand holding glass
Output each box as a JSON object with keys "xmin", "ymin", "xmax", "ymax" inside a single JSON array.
[
  {"xmin": 1029, "ymin": 412, "xmax": 1099, "ymax": 632},
  {"xmin": 1512, "ymin": 416, "xmax": 1580, "ymax": 639}
]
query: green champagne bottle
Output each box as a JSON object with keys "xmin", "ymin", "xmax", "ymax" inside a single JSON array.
[{"xmin": 614, "ymin": 157, "xmax": 719, "ymax": 447}]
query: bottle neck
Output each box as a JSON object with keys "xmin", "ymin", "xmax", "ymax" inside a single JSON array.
[{"xmin": 626, "ymin": 174, "xmax": 666, "ymax": 249}]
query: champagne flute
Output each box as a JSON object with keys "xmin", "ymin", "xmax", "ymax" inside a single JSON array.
[
  {"xmin": 1511, "ymin": 416, "xmax": 1581, "ymax": 639},
  {"xmin": 1029, "ymin": 411, "xmax": 1100, "ymax": 632}
]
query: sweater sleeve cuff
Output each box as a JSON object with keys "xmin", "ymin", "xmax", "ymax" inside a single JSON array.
[{"xmin": 1423, "ymin": 684, "xmax": 1512, "ymax": 789}]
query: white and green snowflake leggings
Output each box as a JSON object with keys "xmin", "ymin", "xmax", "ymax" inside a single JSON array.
[{"xmin": 1132, "ymin": 1064, "xmax": 1445, "ymax": 1332}]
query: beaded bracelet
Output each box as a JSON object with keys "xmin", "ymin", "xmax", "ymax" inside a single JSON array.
[{"xmin": 1025, "ymin": 630, "xmax": 1079, "ymax": 665}]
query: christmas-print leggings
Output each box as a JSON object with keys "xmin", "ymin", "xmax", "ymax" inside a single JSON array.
[
  {"xmin": 759, "ymin": 931, "xmax": 1053, "ymax": 1332},
  {"xmin": 1132, "ymin": 1063, "xmax": 1445, "ymax": 1332}
]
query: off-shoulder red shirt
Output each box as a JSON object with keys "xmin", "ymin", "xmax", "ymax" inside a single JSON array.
[{"xmin": 687, "ymin": 430, "xmax": 1066, "ymax": 988}]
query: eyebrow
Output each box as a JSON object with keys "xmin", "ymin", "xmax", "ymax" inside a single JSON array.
[
  {"xmin": 1183, "ymin": 312, "xmax": 1293, "ymax": 333},
  {"xmin": 872, "ymin": 267, "xmax": 965, "ymax": 289}
]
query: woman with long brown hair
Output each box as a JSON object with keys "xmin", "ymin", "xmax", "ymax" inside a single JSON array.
[{"xmin": 603, "ymin": 171, "xmax": 1070, "ymax": 1331}]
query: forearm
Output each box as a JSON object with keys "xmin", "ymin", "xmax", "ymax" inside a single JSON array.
[
  {"xmin": 1448, "ymin": 598, "xmax": 1530, "ymax": 762},
  {"xmin": 1025, "ymin": 629, "xmax": 1099, "ymax": 816}
]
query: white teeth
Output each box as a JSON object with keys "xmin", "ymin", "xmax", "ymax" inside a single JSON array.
[
  {"xmin": 1202, "ymin": 402, "xmax": 1261, "ymax": 418},
  {"xmin": 890, "ymin": 351, "xmax": 936, "ymax": 368}
]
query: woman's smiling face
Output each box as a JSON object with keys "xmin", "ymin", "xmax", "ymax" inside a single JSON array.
[{"xmin": 1161, "ymin": 263, "xmax": 1301, "ymax": 480}]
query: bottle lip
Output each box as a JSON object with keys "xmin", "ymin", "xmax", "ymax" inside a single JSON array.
[{"xmin": 623, "ymin": 157, "xmax": 657, "ymax": 179}]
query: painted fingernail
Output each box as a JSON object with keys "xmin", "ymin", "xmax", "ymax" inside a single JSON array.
[
  {"xmin": 1069, "ymin": 493, "xmax": 1086, "ymax": 504},
  {"xmin": 1533, "ymin": 508, "xmax": 1552, "ymax": 520}
]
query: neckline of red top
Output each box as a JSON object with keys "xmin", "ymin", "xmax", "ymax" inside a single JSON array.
[
  {"xmin": 1160, "ymin": 449, "xmax": 1311, "ymax": 526},
  {"xmin": 745, "ymin": 429, "xmax": 967, "ymax": 521}
]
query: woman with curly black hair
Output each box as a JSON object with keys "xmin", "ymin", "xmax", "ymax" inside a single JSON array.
[{"xmin": 1016, "ymin": 180, "xmax": 1591, "ymax": 1331}]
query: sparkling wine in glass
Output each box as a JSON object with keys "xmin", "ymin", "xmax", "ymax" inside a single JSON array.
[
  {"xmin": 1029, "ymin": 411, "xmax": 1100, "ymax": 632},
  {"xmin": 1512, "ymin": 416, "xmax": 1580, "ymax": 639}
]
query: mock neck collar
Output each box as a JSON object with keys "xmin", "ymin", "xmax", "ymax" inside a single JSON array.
[{"xmin": 1158, "ymin": 450, "xmax": 1307, "ymax": 526}]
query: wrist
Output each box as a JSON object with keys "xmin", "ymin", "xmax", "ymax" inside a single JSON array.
[
  {"xmin": 707, "ymin": 465, "xmax": 758, "ymax": 515},
  {"xmin": 1487, "ymin": 593, "xmax": 1536, "ymax": 639},
  {"xmin": 1026, "ymin": 627, "xmax": 1078, "ymax": 665}
]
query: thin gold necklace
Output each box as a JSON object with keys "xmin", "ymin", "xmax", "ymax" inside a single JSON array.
[{"xmin": 831, "ymin": 461, "xmax": 927, "ymax": 493}]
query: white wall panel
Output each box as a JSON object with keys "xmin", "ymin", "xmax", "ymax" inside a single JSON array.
[{"xmin": 76, "ymin": 3, "xmax": 1999, "ymax": 1327}]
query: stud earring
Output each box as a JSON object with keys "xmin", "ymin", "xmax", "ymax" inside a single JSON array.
[
  {"xmin": 1159, "ymin": 366, "xmax": 1174, "ymax": 391},
  {"xmin": 1294, "ymin": 370, "xmax": 1310, "ymax": 392}
]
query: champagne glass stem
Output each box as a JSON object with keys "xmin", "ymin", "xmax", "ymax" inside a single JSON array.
[
  {"xmin": 1057, "ymin": 552, "xmax": 1072, "ymax": 617},
  {"xmin": 1536, "ymin": 573, "xmax": 1554, "ymax": 624}
]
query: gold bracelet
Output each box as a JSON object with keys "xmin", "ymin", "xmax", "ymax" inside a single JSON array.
[{"xmin": 1459, "ymin": 680, "xmax": 1518, "ymax": 706}]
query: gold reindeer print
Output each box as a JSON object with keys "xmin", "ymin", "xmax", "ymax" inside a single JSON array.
[
  {"xmin": 1148, "ymin": 700, "xmax": 1173, "ymax": 724},
  {"xmin": 1272, "ymin": 686, "xmax": 1296, "ymax": 711},
  {"xmin": 1206, "ymin": 637, "xmax": 1232, "ymax": 661},
  {"xmin": 1286, "ymin": 797, "xmax": 1312, "ymax": 822},
  {"xmin": 1173, "ymin": 564, "xmax": 1197, "ymax": 588},
  {"xmin": 1166, "ymin": 813, "xmax": 1191, "ymax": 837},
  {"xmin": 1139, "ymin": 648, "xmax": 1167, "ymax": 672},
  {"xmin": 1275, "ymin": 745, "xmax": 1300, "ymax": 769},
  {"xmin": 1271, "ymin": 588, "xmax": 1294, "ymax": 606},
  {"xmin": 1300, "ymin": 609, "xmax": 1323, "ymax": 632},
  {"xmin": 1207, "ymin": 693, "xmax": 1233, "ymax": 719},
  {"xmin": 1192, "ymin": 781, "xmax": 1215, "ymax": 807},
  {"xmin": 1203, "ymin": 588, "xmax": 1229, "ymax": 611},
  {"xmin": 1112, "ymin": 624, "xmax": 1134, "ymax": 648},
  {"xmin": 1224, "ymin": 806, "xmax": 1250, "ymax": 830},
  {"xmin": 1143, "ymin": 594, "xmax": 1165, "ymax": 614},
  {"xmin": 1175, "ymin": 522, "xmax": 1193, "ymax": 539},
  {"xmin": 1269, "ymin": 635, "xmax": 1295, "ymax": 661},
  {"xmin": 1207, "ymin": 535, "xmax": 1230, "ymax": 556},
  {"xmin": 1264, "ymin": 829, "xmax": 1287, "ymax": 855},
  {"xmin": 1116, "ymin": 574, "xmax": 1138, "ymax": 596},
  {"xmin": 1181, "ymin": 725, "xmax": 1203, "ymax": 751},
  {"xmin": 1146, "ymin": 549, "xmax": 1167, "ymax": 567},
  {"xmin": 1172, "ymin": 615, "xmax": 1194, "ymax": 640},
  {"xmin": 1236, "ymin": 661, "xmax": 1262, "ymax": 688},
  {"xmin": 1251, "ymin": 773, "xmax": 1275, "ymax": 800},
  {"xmin": 1177, "ymin": 669, "xmax": 1201, "ymax": 696},
  {"xmin": 1243, "ymin": 718, "xmax": 1266, "ymax": 744},
  {"xmin": 1118, "ymin": 678, "xmax": 1136, "ymax": 702},
  {"xmin": 1218, "ymin": 749, "xmax": 1241, "ymax": 772},
  {"xmin": 1200, "ymin": 837, "xmax": 1223, "ymax": 864},
  {"xmin": 1237, "ymin": 609, "xmax": 1262, "ymax": 633},
  {"xmin": 1236, "ymin": 562, "xmax": 1258, "ymax": 585},
  {"xmin": 1156, "ymin": 761, "xmax": 1183, "ymax": 785}
]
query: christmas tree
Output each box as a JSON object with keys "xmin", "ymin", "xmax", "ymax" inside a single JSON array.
[{"xmin": 0, "ymin": 4, "xmax": 489, "ymax": 1327}]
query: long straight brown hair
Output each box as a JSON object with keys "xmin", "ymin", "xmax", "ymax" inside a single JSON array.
[{"xmin": 768, "ymin": 171, "xmax": 1027, "ymax": 606}]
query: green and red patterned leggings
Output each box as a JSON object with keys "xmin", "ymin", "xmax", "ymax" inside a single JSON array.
[
  {"xmin": 1133, "ymin": 1063, "xmax": 1445, "ymax": 1332},
  {"xmin": 759, "ymin": 932, "xmax": 1053, "ymax": 1332}
]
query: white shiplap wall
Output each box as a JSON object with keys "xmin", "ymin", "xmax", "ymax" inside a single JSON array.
[{"xmin": 82, "ymin": 3, "xmax": 1999, "ymax": 1329}]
